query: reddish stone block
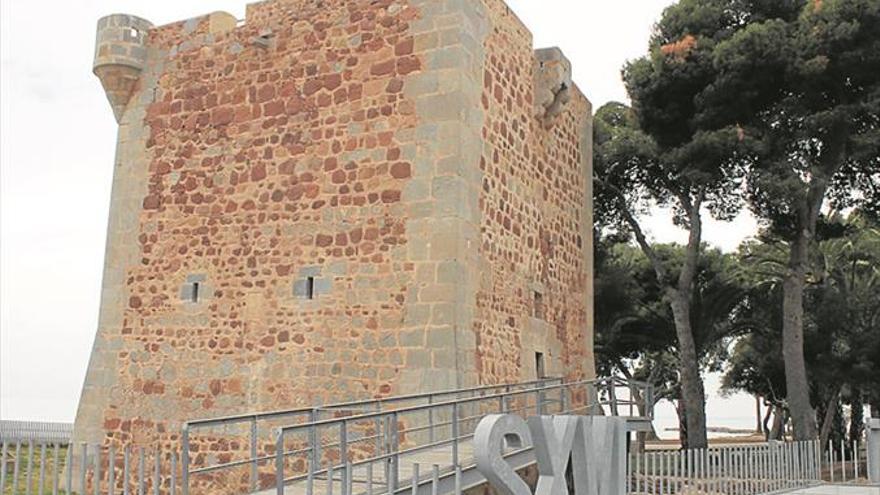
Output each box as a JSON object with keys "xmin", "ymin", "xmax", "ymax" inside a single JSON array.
[
  {"xmin": 303, "ymin": 78, "xmax": 323, "ymax": 96},
  {"xmin": 397, "ymin": 56, "xmax": 420, "ymax": 75},
  {"xmin": 381, "ymin": 189, "xmax": 401, "ymax": 203},
  {"xmin": 143, "ymin": 194, "xmax": 161, "ymax": 210},
  {"xmin": 316, "ymin": 234, "xmax": 333, "ymax": 247},
  {"xmin": 370, "ymin": 59, "xmax": 395, "ymax": 76},
  {"xmin": 390, "ymin": 162, "xmax": 411, "ymax": 179},
  {"xmin": 395, "ymin": 38, "xmax": 414, "ymax": 56}
]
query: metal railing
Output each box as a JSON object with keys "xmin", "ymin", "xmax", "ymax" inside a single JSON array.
[
  {"xmin": 265, "ymin": 377, "xmax": 652, "ymax": 495},
  {"xmin": 0, "ymin": 440, "xmax": 180, "ymax": 495},
  {"xmin": 627, "ymin": 440, "xmax": 823, "ymax": 495},
  {"xmin": 181, "ymin": 377, "xmax": 563, "ymax": 493},
  {"xmin": 0, "ymin": 377, "xmax": 649, "ymax": 495},
  {"xmin": 825, "ymin": 438, "xmax": 872, "ymax": 483}
]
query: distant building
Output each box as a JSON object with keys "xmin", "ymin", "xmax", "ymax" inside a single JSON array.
[
  {"xmin": 0, "ymin": 420, "xmax": 73, "ymax": 443},
  {"xmin": 74, "ymin": 0, "xmax": 595, "ymax": 454}
]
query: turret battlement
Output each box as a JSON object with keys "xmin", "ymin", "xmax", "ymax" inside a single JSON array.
[{"xmin": 93, "ymin": 14, "xmax": 153, "ymax": 123}]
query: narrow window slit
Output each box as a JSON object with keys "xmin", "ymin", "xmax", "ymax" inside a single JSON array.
[{"xmin": 306, "ymin": 276, "xmax": 315, "ymax": 300}]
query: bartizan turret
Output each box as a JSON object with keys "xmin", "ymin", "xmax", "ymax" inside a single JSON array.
[
  {"xmin": 534, "ymin": 47, "xmax": 573, "ymax": 128},
  {"xmin": 93, "ymin": 14, "xmax": 153, "ymax": 123}
]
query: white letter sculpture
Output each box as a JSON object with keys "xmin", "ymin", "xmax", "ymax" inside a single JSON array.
[
  {"xmin": 474, "ymin": 414, "xmax": 534, "ymax": 495},
  {"xmin": 528, "ymin": 416, "xmax": 579, "ymax": 495},
  {"xmin": 475, "ymin": 415, "xmax": 628, "ymax": 495},
  {"xmin": 572, "ymin": 417, "xmax": 628, "ymax": 495}
]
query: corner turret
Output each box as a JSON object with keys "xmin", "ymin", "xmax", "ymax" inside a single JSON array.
[
  {"xmin": 534, "ymin": 47, "xmax": 573, "ymax": 128},
  {"xmin": 93, "ymin": 14, "xmax": 153, "ymax": 123}
]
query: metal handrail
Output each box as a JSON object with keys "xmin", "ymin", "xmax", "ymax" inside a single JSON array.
[
  {"xmin": 181, "ymin": 377, "xmax": 566, "ymax": 493},
  {"xmin": 184, "ymin": 377, "xmax": 562, "ymax": 428},
  {"xmin": 270, "ymin": 377, "xmax": 653, "ymax": 495},
  {"xmin": 180, "ymin": 376, "xmax": 651, "ymax": 495}
]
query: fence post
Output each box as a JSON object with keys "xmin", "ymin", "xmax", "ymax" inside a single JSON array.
[
  {"xmin": 854, "ymin": 440, "xmax": 859, "ymax": 480},
  {"xmin": 153, "ymin": 448, "xmax": 161, "ymax": 495},
  {"xmin": 0, "ymin": 442, "xmax": 6, "ymax": 494},
  {"xmin": 95, "ymin": 444, "xmax": 103, "ymax": 495},
  {"xmin": 171, "ymin": 451, "xmax": 177, "ymax": 495},
  {"xmin": 39, "ymin": 443, "xmax": 47, "ymax": 495},
  {"xmin": 27, "ymin": 440, "xmax": 34, "ymax": 495},
  {"xmin": 829, "ymin": 441, "xmax": 834, "ymax": 483},
  {"xmin": 109, "ymin": 445, "xmax": 115, "ymax": 495},
  {"xmin": 53, "ymin": 443, "xmax": 60, "ymax": 495},
  {"xmin": 138, "ymin": 447, "xmax": 146, "ymax": 495},
  {"xmin": 123, "ymin": 445, "xmax": 130, "ymax": 495},
  {"xmin": 12, "ymin": 442, "xmax": 21, "ymax": 495},
  {"xmin": 181, "ymin": 425, "xmax": 189, "ymax": 495}
]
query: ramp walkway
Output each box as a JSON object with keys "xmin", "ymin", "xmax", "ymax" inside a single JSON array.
[{"xmin": 181, "ymin": 377, "xmax": 654, "ymax": 495}]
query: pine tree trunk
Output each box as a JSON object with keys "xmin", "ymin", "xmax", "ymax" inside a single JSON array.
[
  {"xmin": 677, "ymin": 396, "xmax": 689, "ymax": 448},
  {"xmin": 770, "ymin": 405, "xmax": 784, "ymax": 440},
  {"xmin": 782, "ymin": 233, "xmax": 819, "ymax": 440},
  {"xmin": 670, "ymin": 292, "xmax": 708, "ymax": 449},
  {"xmin": 756, "ymin": 395, "xmax": 763, "ymax": 433},
  {"xmin": 819, "ymin": 389, "xmax": 841, "ymax": 448},
  {"xmin": 762, "ymin": 402, "xmax": 773, "ymax": 440},
  {"xmin": 849, "ymin": 391, "xmax": 864, "ymax": 443}
]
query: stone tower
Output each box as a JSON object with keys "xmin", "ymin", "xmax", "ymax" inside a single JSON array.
[{"xmin": 74, "ymin": 0, "xmax": 595, "ymax": 453}]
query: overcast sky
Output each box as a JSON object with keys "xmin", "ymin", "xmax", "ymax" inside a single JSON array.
[{"xmin": 1, "ymin": 0, "xmax": 759, "ymax": 432}]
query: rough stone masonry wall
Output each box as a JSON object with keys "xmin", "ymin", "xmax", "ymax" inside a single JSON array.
[
  {"xmin": 75, "ymin": 0, "xmax": 448, "ymax": 466},
  {"xmin": 473, "ymin": 0, "xmax": 594, "ymax": 387},
  {"xmin": 73, "ymin": 0, "xmax": 594, "ymax": 490}
]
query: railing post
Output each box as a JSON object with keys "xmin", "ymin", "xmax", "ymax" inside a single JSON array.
[
  {"xmin": 340, "ymin": 420, "xmax": 349, "ymax": 494},
  {"xmin": 608, "ymin": 381, "xmax": 619, "ymax": 416},
  {"xmin": 276, "ymin": 429, "xmax": 285, "ymax": 495},
  {"xmin": 313, "ymin": 408, "xmax": 323, "ymax": 474},
  {"xmin": 250, "ymin": 417, "xmax": 258, "ymax": 492},
  {"xmin": 109, "ymin": 444, "xmax": 115, "ymax": 495},
  {"xmin": 428, "ymin": 395, "xmax": 435, "ymax": 444},
  {"xmin": 560, "ymin": 386, "xmax": 567, "ymax": 414},
  {"xmin": 451, "ymin": 403, "xmax": 460, "ymax": 469},
  {"xmin": 181, "ymin": 425, "xmax": 190, "ymax": 495},
  {"xmin": 411, "ymin": 462, "xmax": 420, "ymax": 495},
  {"xmin": 390, "ymin": 412, "xmax": 400, "ymax": 494}
]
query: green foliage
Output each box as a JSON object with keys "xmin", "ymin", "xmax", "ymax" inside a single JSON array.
[
  {"xmin": 594, "ymin": 237, "xmax": 750, "ymax": 401},
  {"xmin": 723, "ymin": 211, "xmax": 880, "ymax": 409},
  {"xmin": 707, "ymin": 0, "xmax": 880, "ymax": 230}
]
